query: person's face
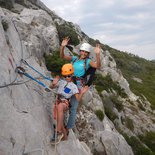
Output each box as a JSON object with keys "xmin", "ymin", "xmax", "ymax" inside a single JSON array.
[
  {"xmin": 80, "ymin": 50, "xmax": 89, "ymax": 59},
  {"xmin": 63, "ymin": 74, "xmax": 73, "ymax": 82}
]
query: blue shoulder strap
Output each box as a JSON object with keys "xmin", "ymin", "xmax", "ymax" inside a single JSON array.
[{"xmin": 72, "ymin": 57, "xmax": 78, "ymax": 64}]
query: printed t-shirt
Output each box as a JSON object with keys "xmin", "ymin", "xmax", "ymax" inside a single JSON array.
[{"xmin": 57, "ymin": 79, "xmax": 79, "ymax": 99}]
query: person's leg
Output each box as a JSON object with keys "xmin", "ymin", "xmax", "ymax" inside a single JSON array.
[
  {"xmin": 62, "ymin": 126, "xmax": 67, "ymax": 140},
  {"xmin": 50, "ymin": 103, "xmax": 65, "ymax": 144},
  {"xmin": 66, "ymin": 95, "xmax": 79, "ymax": 129},
  {"xmin": 57, "ymin": 102, "xmax": 69, "ymax": 140},
  {"xmin": 57, "ymin": 103, "xmax": 65, "ymax": 132}
]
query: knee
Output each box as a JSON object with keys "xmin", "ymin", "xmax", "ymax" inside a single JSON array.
[{"xmin": 57, "ymin": 103, "xmax": 64, "ymax": 112}]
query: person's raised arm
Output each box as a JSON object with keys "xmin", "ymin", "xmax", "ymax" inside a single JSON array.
[
  {"xmin": 60, "ymin": 37, "xmax": 72, "ymax": 61},
  {"xmin": 90, "ymin": 44, "xmax": 101, "ymax": 69},
  {"xmin": 75, "ymin": 86, "xmax": 89, "ymax": 101},
  {"xmin": 49, "ymin": 75, "xmax": 60, "ymax": 89}
]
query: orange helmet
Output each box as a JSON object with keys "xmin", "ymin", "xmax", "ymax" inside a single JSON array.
[{"xmin": 61, "ymin": 64, "xmax": 74, "ymax": 75}]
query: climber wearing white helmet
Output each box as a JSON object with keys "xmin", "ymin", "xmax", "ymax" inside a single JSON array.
[
  {"xmin": 60, "ymin": 38, "xmax": 101, "ymax": 78},
  {"xmin": 80, "ymin": 42, "xmax": 91, "ymax": 51},
  {"xmin": 59, "ymin": 36, "xmax": 101, "ymax": 135}
]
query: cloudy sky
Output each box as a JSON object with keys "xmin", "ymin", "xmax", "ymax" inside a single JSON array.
[{"xmin": 41, "ymin": 0, "xmax": 155, "ymax": 60}]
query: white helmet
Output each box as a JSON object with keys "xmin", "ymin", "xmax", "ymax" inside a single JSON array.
[{"xmin": 80, "ymin": 43, "xmax": 91, "ymax": 53}]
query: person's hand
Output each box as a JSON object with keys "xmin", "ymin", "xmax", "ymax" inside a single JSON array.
[
  {"xmin": 52, "ymin": 75, "xmax": 60, "ymax": 85},
  {"xmin": 61, "ymin": 37, "xmax": 70, "ymax": 47},
  {"xmin": 81, "ymin": 86, "xmax": 89, "ymax": 94},
  {"xmin": 94, "ymin": 44, "xmax": 101, "ymax": 54}
]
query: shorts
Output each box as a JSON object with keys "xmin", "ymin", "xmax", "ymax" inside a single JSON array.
[{"xmin": 53, "ymin": 98, "xmax": 69, "ymax": 120}]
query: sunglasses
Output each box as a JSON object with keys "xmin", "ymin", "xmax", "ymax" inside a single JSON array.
[
  {"xmin": 80, "ymin": 50, "xmax": 89, "ymax": 53},
  {"xmin": 64, "ymin": 75, "xmax": 72, "ymax": 78}
]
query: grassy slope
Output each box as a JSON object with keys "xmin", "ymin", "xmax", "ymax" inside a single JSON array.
[{"xmin": 108, "ymin": 48, "xmax": 155, "ymax": 109}]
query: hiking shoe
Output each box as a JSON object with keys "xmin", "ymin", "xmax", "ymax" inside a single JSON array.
[
  {"xmin": 50, "ymin": 132, "xmax": 56, "ymax": 142},
  {"xmin": 50, "ymin": 132, "xmax": 64, "ymax": 145}
]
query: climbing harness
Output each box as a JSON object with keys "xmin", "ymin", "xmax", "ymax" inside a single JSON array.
[
  {"xmin": 72, "ymin": 57, "xmax": 96, "ymax": 87},
  {"xmin": 53, "ymin": 94, "xmax": 70, "ymax": 120},
  {"xmin": 72, "ymin": 76, "xmax": 85, "ymax": 92},
  {"xmin": 16, "ymin": 66, "xmax": 52, "ymax": 92}
]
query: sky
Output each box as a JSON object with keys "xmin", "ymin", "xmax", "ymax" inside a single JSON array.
[{"xmin": 41, "ymin": 0, "xmax": 155, "ymax": 60}]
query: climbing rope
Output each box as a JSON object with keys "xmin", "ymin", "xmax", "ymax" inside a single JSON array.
[
  {"xmin": 51, "ymin": 98, "xmax": 59, "ymax": 154},
  {"xmin": 16, "ymin": 66, "xmax": 52, "ymax": 92},
  {"xmin": 21, "ymin": 59, "xmax": 53, "ymax": 81}
]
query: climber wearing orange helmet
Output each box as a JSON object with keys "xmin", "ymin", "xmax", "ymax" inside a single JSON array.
[{"xmin": 50, "ymin": 63, "xmax": 88, "ymax": 144}]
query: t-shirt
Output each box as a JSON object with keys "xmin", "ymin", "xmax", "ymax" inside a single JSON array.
[
  {"xmin": 72, "ymin": 56, "xmax": 91, "ymax": 77},
  {"xmin": 57, "ymin": 79, "xmax": 79, "ymax": 99}
]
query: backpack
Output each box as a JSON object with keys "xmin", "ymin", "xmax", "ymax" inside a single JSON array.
[
  {"xmin": 72, "ymin": 57, "xmax": 96, "ymax": 86},
  {"xmin": 83, "ymin": 66, "xmax": 96, "ymax": 86}
]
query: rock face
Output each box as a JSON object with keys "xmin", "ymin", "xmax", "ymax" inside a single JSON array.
[
  {"xmin": 98, "ymin": 117, "xmax": 133, "ymax": 155},
  {"xmin": 0, "ymin": 6, "xmax": 91, "ymax": 155},
  {"xmin": 0, "ymin": 1, "xmax": 155, "ymax": 155},
  {"xmin": 76, "ymin": 99, "xmax": 134, "ymax": 155}
]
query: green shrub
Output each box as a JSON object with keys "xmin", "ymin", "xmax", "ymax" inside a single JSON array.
[
  {"xmin": 139, "ymin": 132, "xmax": 155, "ymax": 153},
  {"xmin": 44, "ymin": 49, "xmax": 69, "ymax": 75},
  {"xmin": 109, "ymin": 48, "xmax": 155, "ymax": 108},
  {"xmin": 95, "ymin": 109, "xmax": 104, "ymax": 121},
  {"xmin": 1, "ymin": 19, "xmax": 9, "ymax": 31},
  {"xmin": 109, "ymin": 57, "xmax": 113, "ymax": 61},
  {"xmin": 104, "ymin": 106, "xmax": 118, "ymax": 122},
  {"xmin": 138, "ymin": 102, "xmax": 145, "ymax": 111},
  {"xmin": 125, "ymin": 117, "xmax": 134, "ymax": 131},
  {"xmin": 123, "ymin": 134, "xmax": 153, "ymax": 155},
  {"xmin": 94, "ymin": 73, "xmax": 105, "ymax": 94},
  {"xmin": 110, "ymin": 95, "xmax": 124, "ymax": 112},
  {"xmin": 0, "ymin": 0, "xmax": 14, "ymax": 9},
  {"xmin": 94, "ymin": 73, "xmax": 127, "ymax": 98},
  {"xmin": 151, "ymin": 105, "xmax": 155, "ymax": 110},
  {"xmin": 56, "ymin": 23, "xmax": 79, "ymax": 46},
  {"xmin": 88, "ymin": 38, "xmax": 100, "ymax": 46},
  {"xmin": 15, "ymin": 0, "xmax": 25, "ymax": 5}
]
